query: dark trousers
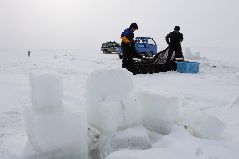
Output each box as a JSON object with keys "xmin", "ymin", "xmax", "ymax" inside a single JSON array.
[
  {"xmin": 168, "ymin": 44, "xmax": 184, "ymax": 60},
  {"xmin": 121, "ymin": 42, "xmax": 141, "ymax": 59},
  {"xmin": 121, "ymin": 42, "xmax": 142, "ymax": 74},
  {"xmin": 122, "ymin": 57, "xmax": 137, "ymax": 72}
]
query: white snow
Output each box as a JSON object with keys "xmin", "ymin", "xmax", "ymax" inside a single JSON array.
[
  {"xmin": 230, "ymin": 95, "xmax": 239, "ymax": 109},
  {"xmin": 99, "ymin": 126, "xmax": 151, "ymax": 158},
  {"xmin": 0, "ymin": 47, "xmax": 239, "ymax": 159},
  {"xmin": 107, "ymin": 126, "xmax": 239, "ymax": 159},
  {"xmin": 181, "ymin": 111, "xmax": 225, "ymax": 139}
]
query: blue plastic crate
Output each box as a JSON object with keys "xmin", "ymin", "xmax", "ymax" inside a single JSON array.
[{"xmin": 176, "ymin": 62, "xmax": 200, "ymax": 73}]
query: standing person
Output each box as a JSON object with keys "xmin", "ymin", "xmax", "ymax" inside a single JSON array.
[
  {"xmin": 28, "ymin": 50, "xmax": 31, "ymax": 57},
  {"xmin": 165, "ymin": 26, "xmax": 184, "ymax": 60},
  {"xmin": 120, "ymin": 23, "xmax": 142, "ymax": 73}
]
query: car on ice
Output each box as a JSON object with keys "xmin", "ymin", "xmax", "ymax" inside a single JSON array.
[
  {"xmin": 117, "ymin": 37, "xmax": 158, "ymax": 58},
  {"xmin": 135, "ymin": 37, "xmax": 157, "ymax": 56},
  {"xmin": 101, "ymin": 41, "xmax": 121, "ymax": 54}
]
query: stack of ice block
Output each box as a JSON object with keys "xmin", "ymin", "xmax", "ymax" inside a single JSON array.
[
  {"xmin": 87, "ymin": 69, "xmax": 150, "ymax": 158},
  {"xmin": 86, "ymin": 69, "xmax": 142, "ymax": 134},
  {"xmin": 23, "ymin": 72, "xmax": 88, "ymax": 159}
]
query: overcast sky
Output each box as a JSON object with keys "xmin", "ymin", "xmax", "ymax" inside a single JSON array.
[{"xmin": 0, "ymin": 0, "xmax": 238, "ymax": 50}]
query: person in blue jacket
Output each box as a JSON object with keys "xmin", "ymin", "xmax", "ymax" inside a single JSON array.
[{"xmin": 120, "ymin": 23, "xmax": 142, "ymax": 73}]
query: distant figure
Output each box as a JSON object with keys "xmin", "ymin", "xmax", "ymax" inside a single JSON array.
[
  {"xmin": 120, "ymin": 23, "xmax": 142, "ymax": 72},
  {"xmin": 165, "ymin": 26, "xmax": 184, "ymax": 60},
  {"xmin": 28, "ymin": 51, "xmax": 31, "ymax": 57}
]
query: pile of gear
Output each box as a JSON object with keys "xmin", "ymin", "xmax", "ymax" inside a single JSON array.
[
  {"xmin": 120, "ymin": 23, "xmax": 184, "ymax": 75},
  {"xmin": 124, "ymin": 47, "xmax": 184, "ymax": 75}
]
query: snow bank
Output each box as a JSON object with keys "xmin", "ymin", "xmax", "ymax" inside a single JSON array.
[
  {"xmin": 87, "ymin": 69, "xmax": 142, "ymax": 134},
  {"xmin": 181, "ymin": 111, "xmax": 225, "ymax": 140},
  {"xmin": 99, "ymin": 126, "xmax": 151, "ymax": 158},
  {"xmin": 136, "ymin": 90, "xmax": 180, "ymax": 134},
  {"xmin": 29, "ymin": 72, "xmax": 63, "ymax": 111}
]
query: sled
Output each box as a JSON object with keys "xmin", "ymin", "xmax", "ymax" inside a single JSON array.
[{"xmin": 125, "ymin": 47, "xmax": 179, "ymax": 75}]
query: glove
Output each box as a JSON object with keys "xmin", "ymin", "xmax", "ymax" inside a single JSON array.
[{"xmin": 121, "ymin": 36, "xmax": 131, "ymax": 44}]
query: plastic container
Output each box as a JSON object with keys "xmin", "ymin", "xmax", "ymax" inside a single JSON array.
[{"xmin": 176, "ymin": 62, "xmax": 200, "ymax": 73}]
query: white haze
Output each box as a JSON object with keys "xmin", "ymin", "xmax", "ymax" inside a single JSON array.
[{"xmin": 0, "ymin": 0, "xmax": 238, "ymax": 50}]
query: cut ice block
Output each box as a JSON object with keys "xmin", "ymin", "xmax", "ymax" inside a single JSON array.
[
  {"xmin": 24, "ymin": 107, "xmax": 88, "ymax": 153},
  {"xmin": 29, "ymin": 72, "xmax": 63, "ymax": 111},
  {"xmin": 86, "ymin": 69, "xmax": 134, "ymax": 99},
  {"xmin": 87, "ymin": 96, "xmax": 142, "ymax": 134},
  {"xmin": 137, "ymin": 90, "xmax": 180, "ymax": 134}
]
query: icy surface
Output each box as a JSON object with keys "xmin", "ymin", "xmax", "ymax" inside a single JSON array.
[{"xmin": 0, "ymin": 48, "xmax": 239, "ymax": 159}]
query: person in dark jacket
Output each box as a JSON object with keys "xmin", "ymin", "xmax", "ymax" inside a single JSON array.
[
  {"xmin": 120, "ymin": 23, "xmax": 142, "ymax": 73},
  {"xmin": 28, "ymin": 51, "xmax": 31, "ymax": 57},
  {"xmin": 165, "ymin": 26, "xmax": 184, "ymax": 60}
]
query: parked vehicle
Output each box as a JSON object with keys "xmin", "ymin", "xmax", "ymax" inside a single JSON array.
[
  {"xmin": 118, "ymin": 37, "xmax": 157, "ymax": 58},
  {"xmin": 135, "ymin": 37, "xmax": 157, "ymax": 56},
  {"xmin": 101, "ymin": 41, "xmax": 121, "ymax": 54}
]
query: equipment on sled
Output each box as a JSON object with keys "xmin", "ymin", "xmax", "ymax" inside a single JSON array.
[{"xmin": 124, "ymin": 47, "xmax": 181, "ymax": 75}]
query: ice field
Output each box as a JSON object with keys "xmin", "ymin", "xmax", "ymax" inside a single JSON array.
[{"xmin": 0, "ymin": 47, "xmax": 239, "ymax": 159}]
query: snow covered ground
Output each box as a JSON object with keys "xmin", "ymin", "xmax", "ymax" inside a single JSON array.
[{"xmin": 0, "ymin": 47, "xmax": 239, "ymax": 159}]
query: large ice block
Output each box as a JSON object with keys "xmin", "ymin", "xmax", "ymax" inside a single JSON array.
[
  {"xmin": 87, "ymin": 69, "xmax": 142, "ymax": 134},
  {"xmin": 87, "ymin": 96, "xmax": 142, "ymax": 134},
  {"xmin": 22, "ymin": 141, "xmax": 88, "ymax": 159},
  {"xmin": 86, "ymin": 69, "xmax": 134, "ymax": 99},
  {"xmin": 24, "ymin": 107, "xmax": 88, "ymax": 154},
  {"xmin": 29, "ymin": 72, "xmax": 63, "ymax": 111},
  {"xmin": 137, "ymin": 90, "xmax": 180, "ymax": 134}
]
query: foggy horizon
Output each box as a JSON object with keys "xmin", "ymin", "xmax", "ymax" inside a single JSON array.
[{"xmin": 0, "ymin": 0, "xmax": 238, "ymax": 50}]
